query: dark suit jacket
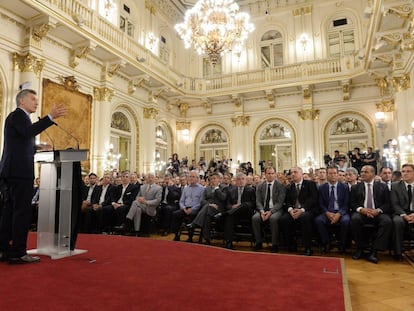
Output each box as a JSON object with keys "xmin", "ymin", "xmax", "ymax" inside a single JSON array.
[
  {"xmin": 256, "ymin": 180, "xmax": 286, "ymax": 213},
  {"xmin": 284, "ymin": 180, "xmax": 319, "ymax": 214},
  {"xmin": 226, "ymin": 185, "xmax": 256, "ymax": 214},
  {"xmin": 91, "ymin": 184, "xmax": 113, "ymax": 206},
  {"xmin": 110, "ymin": 183, "xmax": 139, "ymax": 207},
  {"xmin": 163, "ymin": 185, "xmax": 182, "ymax": 207},
  {"xmin": 390, "ymin": 181, "xmax": 412, "ymax": 215},
  {"xmin": 200, "ymin": 184, "xmax": 228, "ymax": 211},
  {"xmin": 349, "ymin": 182, "xmax": 390, "ymax": 214},
  {"xmin": 0, "ymin": 108, "xmax": 54, "ymax": 180},
  {"xmin": 319, "ymin": 182, "xmax": 349, "ymax": 216}
]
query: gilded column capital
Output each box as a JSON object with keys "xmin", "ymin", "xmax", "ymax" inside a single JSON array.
[
  {"xmin": 297, "ymin": 108, "xmax": 319, "ymax": 121},
  {"xmin": 392, "ymin": 74, "xmax": 410, "ymax": 92},
  {"xmin": 93, "ymin": 86, "xmax": 114, "ymax": 102},
  {"xmin": 143, "ymin": 107, "xmax": 158, "ymax": 119},
  {"xmin": 13, "ymin": 52, "xmax": 45, "ymax": 76},
  {"xmin": 176, "ymin": 121, "xmax": 191, "ymax": 131},
  {"xmin": 231, "ymin": 115, "xmax": 250, "ymax": 126},
  {"xmin": 376, "ymin": 99, "xmax": 395, "ymax": 112}
]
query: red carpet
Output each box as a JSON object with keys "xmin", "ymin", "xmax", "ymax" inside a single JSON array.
[{"xmin": 0, "ymin": 234, "xmax": 350, "ymax": 311}]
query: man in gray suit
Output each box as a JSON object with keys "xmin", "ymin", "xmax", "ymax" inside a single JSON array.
[
  {"xmin": 252, "ymin": 166, "xmax": 286, "ymax": 252},
  {"xmin": 390, "ymin": 163, "xmax": 414, "ymax": 261},
  {"xmin": 121, "ymin": 173, "xmax": 162, "ymax": 236},
  {"xmin": 187, "ymin": 172, "xmax": 228, "ymax": 244}
]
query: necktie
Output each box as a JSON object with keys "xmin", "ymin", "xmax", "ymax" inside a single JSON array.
[
  {"xmin": 408, "ymin": 184, "xmax": 412, "ymax": 211},
  {"xmin": 295, "ymin": 184, "xmax": 300, "ymax": 209},
  {"xmin": 264, "ymin": 183, "xmax": 271, "ymax": 211},
  {"xmin": 366, "ymin": 183, "xmax": 373, "ymax": 209},
  {"xmin": 328, "ymin": 185, "xmax": 335, "ymax": 212},
  {"xmin": 237, "ymin": 187, "xmax": 242, "ymax": 205}
]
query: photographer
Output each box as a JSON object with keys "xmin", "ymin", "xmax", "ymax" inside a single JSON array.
[
  {"xmin": 363, "ymin": 147, "xmax": 378, "ymax": 174},
  {"xmin": 348, "ymin": 147, "xmax": 363, "ymax": 173}
]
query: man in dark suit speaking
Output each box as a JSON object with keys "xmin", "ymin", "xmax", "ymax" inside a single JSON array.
[{"xmin": 0, "ymin": 89, "xmax": 67, "ymax": 264}]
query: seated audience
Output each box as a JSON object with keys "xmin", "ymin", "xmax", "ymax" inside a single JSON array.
[
  {"xmin": 280, "ymin": 166, "xmax": 318, "ymax": 256},
  {"xmin": 350, "ymin": 165, "xmax": 392, "ymax": 264},
  {"xmin": 252, "ymin": 167, "xmax": 286, "ymax": 253},
  {"xmin": 158, "ymin": 174, "xmax": 183, "ymax": 235},
  {"xmin": 315, "ymin": 166, "xmax": 350, "ymax": 254},
  {"xmin": 390, "ymin": 164, "xmax": 414, "ymax": 261},
  {"xmin": 120, "ymin": 173, "xmax": 162, "ymax": 236},
  {"xmin": 171, "ymin": 171, "xmax": 204, "ymax": 241}
]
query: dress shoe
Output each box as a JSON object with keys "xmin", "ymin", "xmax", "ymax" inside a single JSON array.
[
  {"xmin": 392, "ymin": 254, "xmax": 404, "ymax": 262},
  {"xmin": 186, "ymin": 223, "xmax": 195, "ymax": 229},
  {"xmin": 9, "ymin": 254, "xmax": 40, "ymax": 265},
  {"xmin": 352, "ymin": 249, "xmax": 363, "ymax": 260},
  {"xmin": 0, "ymin": 251, "xmax": 8, "ymax": 262},
  {"xmin": 303, "ymin": 248, "xmax": 313, "ymax": 256},
  {"xmin": 225, "ymin": 241, "xmax": 233, "ymax": 249},
  {"xmin": 214, "ymin": 213, "xmax": 223, "ymax": 219},
  {"xmin": 162, "ymin": 231, "xmax": 169, "ymax": 236},
  {"xmin": 367, "ymin": 251, "xmax": 378, "ymax": 264},
  {"xmin": 204, "ymin": 239, "xmax": 211, "ymax": 245},
  {"xmin": 173, "ymin": 235, "xmax": 180, "ymax": 241},
  {"xmin": 254, "ymin": 243, "xmax": 263, "ymax": 251},
  {"xmin": 271, "ymin": 245, "xmax": 279, "ymax": 253}
]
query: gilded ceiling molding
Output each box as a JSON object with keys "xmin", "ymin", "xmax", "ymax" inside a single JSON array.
[
  {"xmin": 145, "ymin": 0, "xmax": 156, "ymax": 15},
  {"xmin": 231, "ymin": 115, "xmax": 250, "ymax": 126},
  {"xmin": 143, "ymin": 107, "xmax": 158, "ymax": 119},
  {"xmin": 107, "ymin": 63, "xmax": 123, "ymax": 77},
  {"xmin": 341, "ymin": 80, "xmax": 350, "ymax": 101},
  {"xmin": 93, "ymin": 86, "xmax": 114, "ymax": 102},
  {"xmin": 302, "ymin": 85, "xmax": 313, "ymax": 105},
  {"xmin": 13, "ymin": 52, "xmax": 45, "ymax": 76},
  {"xmin": 70, "ymin": 46, "xmax": 91, "ymax": 68},
  {"xmin": 32, "ymin": 23, "xmax": 51, "ymax": 42},
  {"xmin": 176, "ymin": 121, "xmax": 191, "ymax": 131},
  {"xmin": 179, "ymin": 103, "xmax": 189, "ymax": 118},
  {"xmin": 57, "ymin": 75, "xmax": 80, "ymax": 91},
  {"xmin": 292, "ymin": 5, "xmax": 312, "ymax": 16},
  {"xmin": 392, "ymin": 74, "xmax": 410, "ymax": 92},
  {"xmin": 297, "ymin": 108, "xmax": 319, "ymax": 121},
  {"xmin": 376, "ymin": 99, "xmax": 395, "ymax": 112},
  {"xmin": 375, "ymin": 77, "xmax": 389, "ymax": 96},
  {"xmin": 232, "ymin": 95, "xmax": 242, "ymax": 107},
  {"xmin": 386, "ymin": 3, "xmax": 413, "ymax": 19},
  {"xmin": 265, "ymin": 90, "xmax": 275, "ymax": 108},
  {"xmin": 204, "ymin": 102, "xmax": 212, "ymax": 114}
]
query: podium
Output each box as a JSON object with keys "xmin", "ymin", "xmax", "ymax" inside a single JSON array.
[{"xmin": 28, "ymin": 149, "xmax": 88, "ymax": 259}]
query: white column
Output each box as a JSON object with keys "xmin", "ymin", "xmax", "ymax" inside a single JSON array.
[{"xmin": 142, "ymin": 107, "xmax": 157, "ymax": 173}]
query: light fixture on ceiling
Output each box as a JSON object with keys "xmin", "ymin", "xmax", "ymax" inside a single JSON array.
[{"xmin": 174, "ymin": 0, "xmax": 254, "ymax": 65}]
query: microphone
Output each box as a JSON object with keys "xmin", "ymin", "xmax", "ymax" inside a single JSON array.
[
  {"xmin": 38, "ymin": 117, "xmax": 54, "ymax": 151},
  {"xmin": 53, "ymin": 121, "xmax": 80, "ymax": 150}
]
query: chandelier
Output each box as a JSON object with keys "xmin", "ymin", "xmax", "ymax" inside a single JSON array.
[{"xmin": 175, "ymin": 0, "xmax": 254, "ymax": 65}]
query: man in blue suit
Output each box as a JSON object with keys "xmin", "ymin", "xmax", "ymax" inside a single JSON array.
[
  {"xmin": 315, "ymin": 166, "xmax": 350, "ymax": 254},
  {"xmin": 0, "ymin": 89, "xmax": 67, "ymax": 264}
]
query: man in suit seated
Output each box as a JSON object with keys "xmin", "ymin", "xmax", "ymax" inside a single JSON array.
[
  {"xmin": 158, "ymin": 174, "xmax": 183, "ymax": 235},
  {"xmin": 280, "ymin": 166, "xmax": 319, "ymax": 256},
  {"xmin": 186, "ymin": 172, "xmax": 228, "ymax": 244},
  {"xmin": 120, "ymin": 173, "xmax": 162, "ymax": 236},
  {"xmin": 171, "ymin": 171, "xmax": 204, "ymax": 241},
  {"xmin": 86, "ymin": 173, "xmax": 113, "ymax": 233},
  {"xmin": 315, "ymin": 166, "xmax": 350, "ymax": 254},
  {"xmin": 101, "ymin": 171, "xmax": 139, "ymax": 231},
  {"xmin": 222, "ymin": 172, "xmax": 256, "ymax": 249},
  {"xmin": 252, "ymin": 166, "xmax": 286, "ymax": 253},
  {"xmin": 80, "ymin": 173, "xmax": 99, "ymax": 232},
  {"xmin": 350, "ymin": 165, "xmax": 392, "ymax": 264},
  {"xmin": 390, "ymin": 163, "xmax": 414, "ymax": 261}
]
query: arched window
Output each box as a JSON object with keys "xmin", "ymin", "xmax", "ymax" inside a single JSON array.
[
  {"xmin": 327, "ymin": 15, "xmax": 355, "ymax": 57},
  {"xmin": 325, "ymin": 113, "xmax": 374, "ymax": 164},
  {"xmin": 197, "ymin": 126, "xmax": 229, "ymax": 167},
  {"xmin": 256, "ymin": 120, "xmax": 294, "ymax": 173},
  {"xmin": 155, "ymin": 124, "xmax": 169, "ymax": 175},
  {"xmin": 260, "ymin": 30, "xmax": 283, "ymax": 68},
  {"xmin": 110, "ymin": 111, "xmax": 132, "ymax": 172}
]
